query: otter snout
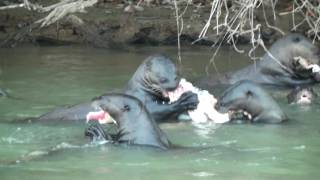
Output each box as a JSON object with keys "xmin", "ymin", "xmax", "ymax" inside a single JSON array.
[
  {"xmin": 165, "ymin": 76, "xmax": 181, "ymax": 91},
  {"xmin": 215, "ymin": 101, "xmax": 228, "ymax": 113}
]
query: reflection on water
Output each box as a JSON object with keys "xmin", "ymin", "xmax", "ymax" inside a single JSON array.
[
  {"xmin": 0, "ymin": 45, "xmax": 320, "ymax": 180},
  {"xmin": 191, "ymin": 122, "xmax": 222, "ymax": 139}
]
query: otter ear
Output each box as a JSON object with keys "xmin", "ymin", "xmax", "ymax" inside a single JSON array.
[
  {"xmin": 293, "ymin": 36, "xmax": 301, "ymax": 43},
  {"xmin": 122, "ymin": 104, "xmax": 131, "ymax": 112}
]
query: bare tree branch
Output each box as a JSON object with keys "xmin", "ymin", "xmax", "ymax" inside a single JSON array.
[{"xmin": 0, "ymin": 0, "xmax": 98, "ymax": 48}]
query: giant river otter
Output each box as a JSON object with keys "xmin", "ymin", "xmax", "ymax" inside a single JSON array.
[
  {"xmin": 215, "ymin": 80, "xmax": 288, "ymax": 123},
  {"xmin": 198, "ymin": 33, "xmax": 320, "ymax": 88},
  {"xmin": 33, "ymin": 54, "xmax": 198, "ymax": 122},
  {"xmin": 85, "ymin": 93, "xmax": 172, "ymax": 149}
]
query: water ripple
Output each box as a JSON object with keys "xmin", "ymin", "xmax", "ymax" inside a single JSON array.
[
  {"xmin": 191, "ymin": 171, "xmax": 216, "ymax": 177},
  {"xmin": 238, "ymin": 147, "xmax": 275, "ymax": 152},
  {"xmin": 293, "ymin": 145, "xmax": 306, "ymax": 150},
  {"xmin": 126, "ymin": 162, "xmax": 150, "ymax": 167},
  {"xmin": 1, "ymin": 137, "xmax": 25, "ymax": 144}
]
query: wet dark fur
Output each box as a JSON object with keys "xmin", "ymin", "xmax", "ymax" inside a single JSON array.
[
  {"xmin": 86, "ymin": 93, "xmax": 171, "ymax": 150},
  {"xmin": 216, "ymin": 80, "xmax": 287, "ymax": 123},
  {"xmin": 198, "ymin": 34, "xmax": 320, "ymax": 88},
  {"xmin": 28, "ymin": 54, "xmax": 198, "ymax": 123},
  {"xmin": 287, "ymin": 87, "xmax": 317, "ymax": 104}
]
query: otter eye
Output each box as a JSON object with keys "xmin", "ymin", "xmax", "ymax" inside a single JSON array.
[
  {"xmin": 122, "ymin": 104, "xmax": 130, "ymax": 111},
  {"xmin": 159, "ymin": 77, "xmax": 168, "ymax": 84},
  {"xmin": 246, "ymin": 90, "xmax": 253, "ymax": 97}
]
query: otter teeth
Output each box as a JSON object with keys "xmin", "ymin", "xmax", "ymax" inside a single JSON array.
[
  {"xmin": 229, "ymin": 109, "xmax": 252, "ymax": 120},
  {"xmin": 160, "ymin": 100, "xmax": 170, "ymax": 105},
  {"xmin": 243, "ymin": 111, "xmax": 252, "ymax": 120},
  {"xmin": 294, "ymin": 56, "xmax": 309, "ymax": 68}
]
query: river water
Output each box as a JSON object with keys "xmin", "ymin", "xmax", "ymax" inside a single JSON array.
[{"xmin": 0, "ymin": 45, "xmax": 320, "ymax": 180}]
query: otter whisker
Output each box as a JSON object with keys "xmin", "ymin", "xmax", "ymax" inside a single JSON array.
[{"xmin": 141, "ymin": 77, "xmax": 164, "ymax": 97}]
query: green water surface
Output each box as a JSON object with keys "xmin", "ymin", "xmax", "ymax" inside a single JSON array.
[{"xmin": 0, "ymin": 45, "xmax": 320, "ymax": 180}]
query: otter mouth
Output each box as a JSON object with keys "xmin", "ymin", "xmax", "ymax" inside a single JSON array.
[
  {"xmin": 166, "ymin": 85, "xmax": 182, "ymax": 101},
  {"xmin": 162, "ymin": 90, "xmax": 170, "ymax": 98},
  {"xmin": 86, "ymin": 109, "xmax": 115, "ymax": 124},
  {"xmin": 296, "ymin": 98, "xmax": 312, "ymax": 105},
  {"xmin": 161, "ymin": 85, "xmax": 179, "ymax": 99},
  {"xmin": 167, "ymin": 79, "xmax": 194, "ymax": 102},
  {"xmin": 143, "ymin": 83, "xmax": 175, "ymax": 100},
  {"xmin": 293, "ymin": 56, "xmax": 320, "ymax": 81},
  {"xmin": 296, "ymin": 94, "xmax": 312, "ymax": 105},
  {"xmin": 227, "ymin": 109, "xmax": 253, "ymax": 121}
]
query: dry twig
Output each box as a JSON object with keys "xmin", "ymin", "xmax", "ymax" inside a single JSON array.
[
  {"xmin": 196, "ymin": 0, "xmax": 281, "ymax": 74},
  {"xmin": 0, "ymin": 0, "xmax": 98, "ymax": 47}
]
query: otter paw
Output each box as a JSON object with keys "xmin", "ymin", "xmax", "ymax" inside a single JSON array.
[
  {"xmin": 85, "ymin": 123, "xmax": 109, "ymax": 143},
  {"xmin": 178, "ymin": 91, "xmax": 199, "ymax": 110}
]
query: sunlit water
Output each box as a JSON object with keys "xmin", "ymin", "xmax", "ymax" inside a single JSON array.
[{"xmin": 0, "ymin": 45, "xmax": 320, "ymax": 180}]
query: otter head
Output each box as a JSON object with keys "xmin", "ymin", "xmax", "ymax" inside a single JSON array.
[
  {"xmin": 139, "ymin": 54, "xmax": 180, "ymax": 98},
  {"xmin": 92, "ymin": 93, "xmax": 171, "ymax": 149},
  {"xmin": 287, "ymin": 87, "xmax": 317, "ymax": 105},
  {"xmin": 92, "ymin": 94, "xmax": 143, "ymax": 122},
  {"xmin": 215, "ymin": 80, "xmax": 287, "ymax": 123},
  {"xmin": 264, "ymin": 33, "xmax": 320, "ymax": 82}
]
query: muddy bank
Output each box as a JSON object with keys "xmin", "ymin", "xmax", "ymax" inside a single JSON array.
[{"xmin": 0, "ymin": 1, "xmax": 305, "ymax": 48}]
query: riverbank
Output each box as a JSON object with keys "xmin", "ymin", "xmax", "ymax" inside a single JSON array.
[{"xmin": 0, "ymin": 0, "xmax": 309, "ymax": 48}]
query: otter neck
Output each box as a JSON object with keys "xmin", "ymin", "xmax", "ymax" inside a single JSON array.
[{"xmin": 117, "ymin": 113, "xmax": 171, "ymax": 150}]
